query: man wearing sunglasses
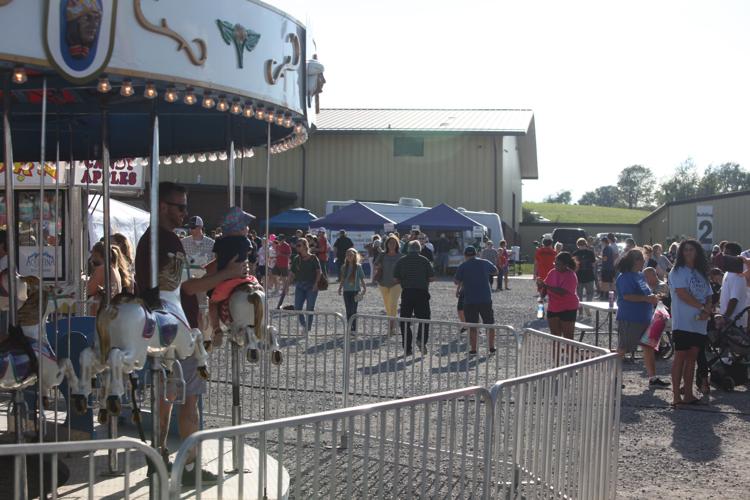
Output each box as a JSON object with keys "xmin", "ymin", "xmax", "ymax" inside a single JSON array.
[{"xmin": 135, "ymin": 182, "xmax": 247, "ymax": 486}]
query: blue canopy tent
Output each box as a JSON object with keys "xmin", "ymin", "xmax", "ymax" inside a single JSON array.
[
  {"xmin": 396, "ymin": 203, "xmax": 484, "ymax": 232},
  {"xmin": 309, "ymin": 202, "xmax": 395, "ymax": 231},
  {"xmin": 268, "ymin": 208, "xmax": 318, "ymax": 230}
]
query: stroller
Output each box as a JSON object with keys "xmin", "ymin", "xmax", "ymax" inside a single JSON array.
[{"xmin": 706, "ymin": 306, "xmax": 750, "ymax": 391}]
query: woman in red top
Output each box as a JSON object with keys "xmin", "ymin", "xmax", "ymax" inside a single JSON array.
[{"xmin": 537, "ymin": 252, "xmax": 579, "ymax": 339}]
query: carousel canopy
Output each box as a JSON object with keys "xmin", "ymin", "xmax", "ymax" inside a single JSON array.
[{"xmin": 0, "ymin": 0, "xmax": 324, "ymax": 162}]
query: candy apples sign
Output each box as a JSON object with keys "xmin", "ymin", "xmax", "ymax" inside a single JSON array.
[{"xmin": 74, "ymin": 159, "xmax": 144, "ymax": 189}]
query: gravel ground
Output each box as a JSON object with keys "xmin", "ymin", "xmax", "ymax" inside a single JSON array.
[{"xmin": 302, "ymin": 275, "xmax": 750, "ymax": 499}]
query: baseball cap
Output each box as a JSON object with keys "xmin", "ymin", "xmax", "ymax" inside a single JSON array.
[
  {"xmin": 464, "ymin": 246, "xmax": 477, "ymax": 256},
  {"xmin": 188, "ymin": 216, "xmax": 204, "ymax": 229}
]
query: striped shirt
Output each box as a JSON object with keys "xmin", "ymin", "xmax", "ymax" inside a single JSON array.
[{"xmin": 393, "ymin": 254, "xmax": 434, "ymax": 290}]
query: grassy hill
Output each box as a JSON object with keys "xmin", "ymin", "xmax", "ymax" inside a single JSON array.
[{"xmin": 523, "ymin": 202, "xmax": 650, "ymax": 224}]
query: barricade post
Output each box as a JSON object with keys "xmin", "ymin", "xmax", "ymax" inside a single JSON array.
[
  {"xmin": 489, "ymin": 352, "xmax": 621, "ymax": 499},
  {"xmin": 0, "ymin": 438, "xmax": 169, "ymax": 499},
  {"xmin": 170, "ymin": 386, "xmax": 494, "ymax": 500}
]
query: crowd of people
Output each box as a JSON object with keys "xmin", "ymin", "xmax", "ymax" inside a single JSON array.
[{"xmin": 534, "ymin": 232, "xmax": 750, "ymax": 406}]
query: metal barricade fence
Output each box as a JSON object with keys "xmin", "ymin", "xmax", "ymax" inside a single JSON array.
[
  {"xmin": 489, "ymin": 353, "xmax": 622, "ymax": 500},
  {"xmin": 0, "ymin": 437, "xmax": 169, "ymax": 500},
  {"xmin": 518, "ymin": 328, "xmax": 610, "ymax": 376},
  {"xmin": 203, "ymin": 310, "xmax": 348, "ymax": 424},
  {"xmin": 170, "ymin": 386, "xmax": 494, "ymax": 500},
  {"xmin": 344, "ymin": 314, "xmax": 520, "ymax": 407}
]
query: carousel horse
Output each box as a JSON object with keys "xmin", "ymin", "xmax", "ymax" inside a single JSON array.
[
  {"xmin": 61, "ymin": 251, "xmax": 210, "ymax": 417},
  {"xmin": 214, "ymin": 276, "xmax": 282, "ymax": 364},
  {"xmin": 0, "ymin": 271, "xmax": 76, "ymax": 394}
]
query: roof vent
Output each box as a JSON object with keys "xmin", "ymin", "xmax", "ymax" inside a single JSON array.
[{"xmin": 398, "ymin": 197, "xmax": 423, "ymax": 208}]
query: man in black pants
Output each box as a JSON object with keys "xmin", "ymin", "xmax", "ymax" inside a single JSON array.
[{"xmin": 393, "ymin": 240, "xmax": 435, "ymax": 356}]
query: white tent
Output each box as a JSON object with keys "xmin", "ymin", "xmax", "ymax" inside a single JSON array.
[{"xmin": 87, "ymin": 195, "xmax": 150, "ymax": 250}]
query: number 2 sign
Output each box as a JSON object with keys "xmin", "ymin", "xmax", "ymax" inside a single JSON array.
[{"xmin": 696, "ymin": 205, "xmax": 713, "ymax": 250}]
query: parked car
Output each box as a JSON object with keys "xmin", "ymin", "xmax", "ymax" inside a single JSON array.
[{"xmin": 552, "ymin": 227, "xmax": 587, "ymax": 252}]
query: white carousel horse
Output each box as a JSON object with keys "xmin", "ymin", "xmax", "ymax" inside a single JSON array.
[
  {"xmin": 61, "ymin": 251, "xmax": 210, "ymax": 416},
  {"xmin": 218, "ymin": 278, "xmax": 282, "ymax": 365},
  {"xmin": 0, "ymin": 271, "xmax": 76, "ymax": 394}
]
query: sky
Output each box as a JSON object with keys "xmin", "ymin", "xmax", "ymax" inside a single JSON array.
[{"xmin": 272, "ymin": 0, "xmax": 750, "ymax": 202}]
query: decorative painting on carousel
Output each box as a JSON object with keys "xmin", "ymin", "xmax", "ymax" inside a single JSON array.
[{"xmin": 43, "ymin": 0, "xmax": 118, "ymax": 83}]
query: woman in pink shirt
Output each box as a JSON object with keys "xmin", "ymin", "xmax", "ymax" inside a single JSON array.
[{"xmin": 537, "ymin": 252, "xmax": 579, "ymax": 339}]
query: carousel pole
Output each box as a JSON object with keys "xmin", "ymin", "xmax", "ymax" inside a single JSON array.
[
  {"xmin": 5, "ymin": 70, "xmax": 28, "ymax": 500},
  {"xmin": 5, "ymin": 72, "xmax": 30, "ymax": 500},
  {"xmin": 37, "ymin": 77, "xmax": 48, "ymax": 492},
  {"xmin": 100, "ymin": 107, "xmax": 121, "ymax": 475},
  {"xmin": 260, "ymin": 122, "xmax": 272, "ymax": 500},
  {"xmin": 148, "ymin": 115, "xmax": 162, "ymax": 499},
  {"xmin": 227, "ymin": 135, "xmax": 244, "ymax": 471}
]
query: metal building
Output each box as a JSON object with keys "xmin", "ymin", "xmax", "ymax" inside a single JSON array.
[
  {"xmin": 160, "ymin": 109, "xmax": 539, "ymax": 235},
  {"xmin": 639, "ymin": 190, "xmax": 750, "ymax": 248}
]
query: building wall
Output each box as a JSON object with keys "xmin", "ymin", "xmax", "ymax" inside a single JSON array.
[{"xmin": 160, "ymin": 132, "xmax": 517, "ymax": 224}]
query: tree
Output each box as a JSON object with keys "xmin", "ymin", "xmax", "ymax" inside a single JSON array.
[
  {"xmin": 698, "ymin": 162, "xmax": 750, "ymax": 196},
  {"xmin": 577, "ymin": 185, "xmax": 622, "ymax": 207},
  {"xmin": 543, "ymin": 190, "xmax": 572, "ymax": 204},
  {"xmin": 617, "ymin": 165, "xmax": 655, "ymax": 208},
  {"xmin": 656, "ymin": 158, "xmax": 700, "ymax": 204}
]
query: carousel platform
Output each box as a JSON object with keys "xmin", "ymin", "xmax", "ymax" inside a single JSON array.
[{"xmin": 0, "ymin": 400, "xmax": 290, "ymax": 499}]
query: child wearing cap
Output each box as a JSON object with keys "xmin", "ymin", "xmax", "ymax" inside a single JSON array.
[{"xmin": 207, "ymin": 206, "xmax": 257, "ymax": 348}]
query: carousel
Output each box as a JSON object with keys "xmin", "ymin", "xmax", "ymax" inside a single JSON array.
[{"xmin": 0, "ymin": 1, "xmax": 324, "ymax": 498}]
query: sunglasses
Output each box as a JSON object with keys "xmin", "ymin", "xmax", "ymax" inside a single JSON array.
[{"xmin": 165, "ymin": 201, "xmax": 188, "ymax": 212}]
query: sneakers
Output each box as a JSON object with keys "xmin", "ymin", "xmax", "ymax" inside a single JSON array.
[
  {"xmin": 649, "ymin": 377, "xmax": 671, "ymax": 388},
  {"xmin": 182, "ymin": 467, "xmax": 218, "ymax": 487}
]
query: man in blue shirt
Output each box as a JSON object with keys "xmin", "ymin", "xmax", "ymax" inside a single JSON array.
[{"xmin": 455, "ymin": 246, "xmax": 498, "ymax": 355}]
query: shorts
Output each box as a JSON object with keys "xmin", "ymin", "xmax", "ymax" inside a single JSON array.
[
  {"xmin": 617, "ymin": 320, "xmax": 648, "ymax": 352},
  {"xmin": 673, "ymin": 330, "xmax": 707, "ymax": 351},
  {"xmin": 547, "ymin": 309, "xmax": 577, "ymax": 322},
  {"xmin": 600, "ymin": 269, "xmax": 615, "ymax": 283},
  {"xmin": 457, "ymin": 293, "xmax": 465, "ymax": 311},
  {"xmin": 464, "ymin": 303, "xmax": 495, "ymax": 324},
  {"xmin": 152, "ymin": 355, "xmax": 206, "ymax": 397},
  {"xmin": 272, "ymin": 266, "xmax": 289, "ymax": 277}
]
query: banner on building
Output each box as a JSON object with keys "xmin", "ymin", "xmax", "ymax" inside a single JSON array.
[{"xmin": 696, "ymin": 205, "xmax": 713, "ymax": 250}]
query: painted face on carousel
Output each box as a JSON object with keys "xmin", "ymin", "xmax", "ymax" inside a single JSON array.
[{"xmin": 65, "ymin": 0, "xmax": 103, "ymax": 58}]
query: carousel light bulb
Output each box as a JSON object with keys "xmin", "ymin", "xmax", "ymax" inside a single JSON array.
[
  {"xmin": 202, "ymin": 93, "xmax": 215, "ymax": 109},
  {"xmin": 174, "ymin": 155, "xmax": 184, "ymax": 164},
  {"xmin": 216, "ymin": 96, "xmax": 229, "ymax": 112},
  {"xmin": 283, "ymin": 115, "xmax": 293, "ymax": 128},
  {"xmin": 230, "ymin": 100, "xmax": 242, "ymax": 115},
  {"xmin": 255, "ymin": 107, "xmax": 265, "ymax": 120},
  {"xmin": 144, "ymin": 82, "xmax": 157, "ymax": 99},
  {"xmin": 294, "ymin": 122, "xmax": 304, "ymax": 134},
  {"xmin": 244, "ymin": 148, "xmax": 254, "ymax": 158},
  {"xmin": 164, "ymin": 86, "xmax": 178, "ymax": 103},
  {"xmin": 183, "ymin": 88, "xmax": 197, "ymax": 105},
  {"xmin": 197, "ymin": 153, "xmax": 207, "ymax": 162},
  {"xmin": 97, "ymin": 75, "xmax": 112, "ymax": 93},
  {"xmin": 218, "ymin": 151, "xmax": 228, "ymax": 161},
  {"xmin": 208, "ymin": 152, "xmax": 218, "ymax": 162},
  {"xmin": 243, "ymin": 104, "xmax": 254, "ymax": 118},
  {"xmin": 12, "ymin": 66, "xmax": 27, "ymax": 84},
  {"xmin": 163, "ymin": 156, "xmax": 172, "ymax": 165},
  {"xmin": 120, "ymin": 79, "xmax": 134, "ymax": 97},
  {"xmin": 234, "ymin": 150, "xmax": 241, "ymax": 159},
  {"xmin": 275, "ymin": 113, "xmax": 285, "ymax": 126},
  {"xmin": 265, "ymin": 110, "xmax": 275, "ymax": 123},
  {"xmin": 140, "ymin": 157, "xmax": 150, "ymax": 166},
  {"xmin": 186, "ymin": 154, "xmax": 196, "ymax": 164}
]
